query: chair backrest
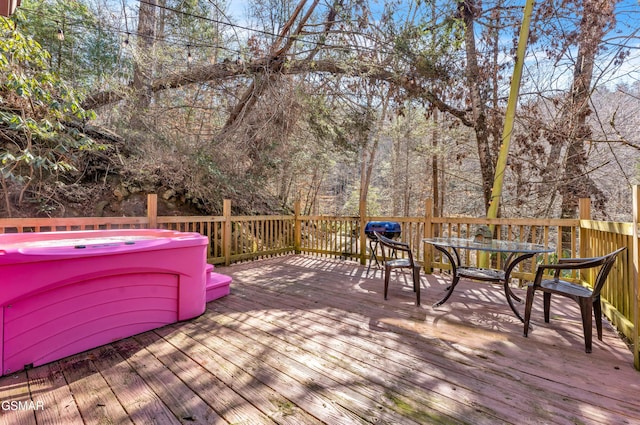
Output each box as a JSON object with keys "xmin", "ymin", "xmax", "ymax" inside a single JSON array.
[
  {"xmin": 373, "ymin": 231, "xmax": 415, "ymax": 263},
  {"xmin": 591, "ymin": 247, "xmax": 626, "ymax": 296}
]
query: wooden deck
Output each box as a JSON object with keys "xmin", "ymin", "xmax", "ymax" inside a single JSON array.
[{"xmin": 1, "ymin": 255, "xmax": 639, "ymax": 425}]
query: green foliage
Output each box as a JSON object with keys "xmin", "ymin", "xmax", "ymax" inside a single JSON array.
[
  {"xmin": 0, "ymin": 16, "xmax": 99, "ymax": 208},
  {"xmin": 388, "ymin": 2, "xmax": 464, "ymax": 82},
  {"xmin": 158, "ymin": 0, "xmax": 227, "ymax": 65},
  {"xmin": 15, "ymin": 0, "xmax": 122, "ymax": 90},
  {"xmin": 305, "ymin": 95, "xmax": 353, "ymax": 153},
  {"xmin": 166, "ymin": 0, "xmax": 220, "ymax": 39}
]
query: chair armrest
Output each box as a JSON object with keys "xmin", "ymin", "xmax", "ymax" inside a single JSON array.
[
  {"xmin": 533, "ymin": 247, "xmax": 625, "ymax": 287},
  {"xmin": 548, "ymin": 257, "xmax": 607, "ymax": 270},
  {"xmin": 558, "ymin": 257, "xmax": 599, "ymax": 264},
  {"xmin": 373, "ymin": 232, "xmax": 409, "ymax": 251},
  {"xmin": 384, "ymin": 240, "xmax": 410, "ymax": 252},
  {"xmin": 533, "ymin": 256, "xmax": 609, "ymax": 285}
]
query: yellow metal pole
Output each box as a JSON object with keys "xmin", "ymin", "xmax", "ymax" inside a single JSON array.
[
  {"xmin": 479, "ymin": 0, "xmax": 534, "ymax": 268},
  {"xmin": 486, "ymin": 0, "xmax": 535, "ymax": 223}
]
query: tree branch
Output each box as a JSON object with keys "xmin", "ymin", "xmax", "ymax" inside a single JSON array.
[{"xmin": 83, "ymin": 58, "xmax": 471, "ymax": 127}]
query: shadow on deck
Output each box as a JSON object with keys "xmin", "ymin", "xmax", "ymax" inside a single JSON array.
[{"xmin": 1, "ymin": 255, "xmax": 638, "ymax": 425}]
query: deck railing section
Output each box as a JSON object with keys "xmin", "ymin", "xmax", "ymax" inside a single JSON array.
[
  {"xmin": 297, "ymin": 215, "xmax": 360, "ymax": 259},
  {"xmin": 228, "ymin": 215, "xmax": 295, "ymax": 263},
  {"xmin": 157, "ymin": 215, "xmax": 226, "ymax": 262},
  {"xmin": 0, "ymin": 216, "xmax": 148, "ymax": 233},
  {"xmin": 1, "ymin": 192, "xmax": 638, "ymax": 369},
  {"xmin": 579, "ymin": 219, "xmax": 635, "ymax": 344}
]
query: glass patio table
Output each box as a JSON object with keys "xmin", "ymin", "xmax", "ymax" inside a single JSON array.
[{"xmin": 423, "ymin": 237, "xmax": 554, "ymax": 321}]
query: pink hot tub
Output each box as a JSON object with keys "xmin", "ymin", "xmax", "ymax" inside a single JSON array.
[{"xmin": 0, "ymin": 229, "xmax": 209, "ymax": 376}]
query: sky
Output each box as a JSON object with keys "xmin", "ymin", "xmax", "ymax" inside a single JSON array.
[
  {"xmin": 111, "ymin": 0, "xmax": 638, "ymax": 88},
  {"xmin": 223, "ymin": 0, "xmax": 639, "ymax": 87}
]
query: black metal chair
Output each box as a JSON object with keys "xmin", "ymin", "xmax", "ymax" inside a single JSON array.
[
  {"xmin": 373, "ymin": 231, "xmax": 421, "ymax": 306},
  {"xmin": 523, "ymin": 247, "xmax": 625, "ymax": 353}
]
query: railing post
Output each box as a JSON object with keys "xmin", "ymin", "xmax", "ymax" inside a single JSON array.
[
  {"xmin": 578, "ymin": 198, "xmax": 591, "ymax": 257},
  {"xmin": 359, "ymin": 198, "xmax": 367, "ymax": 266},
  {"xmin": 147, "ymin": 194, "xmax": 158, "ymax": 229},
  {"xmin": 223, "ymin": 199, "xmax": 232, "ymax": 266},
  {"xmin": 423, "ymin": 198, "xmax": 433, "ymax": 273},
  {"xmin": 294, "ymin": 200, "xmax": 301, "ymax": 254},
  {"xmin": 578, "ymin": 198, "xmax": 592, "ymax": 284},
  {"xmin": 632, "ymin": 185, "xmax": 639, "ymax": 370}
]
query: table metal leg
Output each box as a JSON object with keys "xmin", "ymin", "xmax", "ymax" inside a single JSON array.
[
  {"xmin": 433, "ymin": 275, "xmax": 461, "ymax": 307},
  {"xmin": 503, "ymin": 280, "xmax": 524, "ymax": 321},
  {"xmin": 432, "ymin": 246, "xmax": 461, "ymax": 307},
  {"xmin": 431, "ymin": 246, "xmax": 536, "ymax": 322},
  {"xmin": 502, "ymin": 252, "xmax": 537, "ymax": 322}
]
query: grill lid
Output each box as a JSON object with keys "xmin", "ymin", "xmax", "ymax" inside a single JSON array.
[{"xmin": 364, "ymin": 221, "xmax": 401, "ymax": 239}]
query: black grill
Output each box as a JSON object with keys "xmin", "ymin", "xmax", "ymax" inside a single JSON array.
[{"xmin": 364, "ymin": 221, "xmax": 401, "ymax": 240}]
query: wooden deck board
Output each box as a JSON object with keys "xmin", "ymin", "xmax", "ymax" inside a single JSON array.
[
  {"xmin": 181, "ymin": 318, "xmax": 371, "ymax": 424},
  {"xmin": 195, "ymin": 309, "xmax": 450, "ymax": 425},
  {"xmin": 134, "ymin": 330, "xmax": 277, "ymax": 424},
  {"xmin": 59, "ymin": 351, "xmax": 133, "ymax": 425},
  {"xmin": 209, "ymin": 297, "xmax": 508, "ymax": 425},
  {"xmin": 28, "ymin": 362, "xmax": 83, "ymax": 425},
  {"xmin": 214, "ymin": 290, "xmax": 574, "ymax": 424},
  {"xmin": 155, "ymin": 326, "xmax": 323, "ymax": 425},
  {"xmin": 1, "ymin": 255, "xmax": 639, "ymax": 424},
  {"xmin": 91, "ymin": 344, "xmax": 181, "ymax": 424},
  {"xmin": 0, "ymin": 370, "xmax": 36, "ymax": 425},
  {"xmin": 111, "ymin": 336, "xmax": 223, "ymax": 424},
  {"xmin": 217, "ymin": 271, "xmax": 621, "ymax": 424}
]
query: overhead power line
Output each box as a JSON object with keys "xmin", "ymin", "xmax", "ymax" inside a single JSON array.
[
  {"xmin": 17, "ymin": 1, "xmax": 409, "ymax": 64},
  {"xmin": 18, "ymin": 4, "xmax": 244, "ymax": 56},
  {"xmin": 137, "ymin": 0, "xmax": 282, "ymax": 39}
]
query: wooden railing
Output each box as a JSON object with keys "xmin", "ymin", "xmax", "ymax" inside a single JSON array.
[
  {"xmin": 1, "ymin": 192, "xmax": 638, "ymax": 369},
  {"xmin": 579, "ymin": 219, "xmax": 635, "ymax": 347},
  {"xmin": 0, "ymin": 217, "xmax": 148, "ymax": 233},
  {"xmin": 154, "ymin": 200, "xmax": 295, "ymax": 265},
  {"xmin": 297, "ymin": 215, "xmax": 361, "ymax": 259}
]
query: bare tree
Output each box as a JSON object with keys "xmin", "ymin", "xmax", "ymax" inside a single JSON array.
[
  {"xmin": 558, "ymin": 0, "xmax": 617, "ymax": 218},
  {"xmin": 71, "ymin": 0, "xmax": 637, "ymax": 219}
]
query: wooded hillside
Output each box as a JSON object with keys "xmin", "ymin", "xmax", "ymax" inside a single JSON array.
[{"xmin": 1, "ymin": 0, "xmax": 638, "ymax": 220}]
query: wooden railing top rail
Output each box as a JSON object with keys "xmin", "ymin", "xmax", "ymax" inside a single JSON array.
[
  {"xmin": 231, "ymin": 215, "xmax": 293, "ymax": 221},
  {"xmin": 157, "ymin": 216, "xmax": 225, "ymax": 223},
  {"xmin": 157, "ymin": 215, "xmax": 295, "ymax": 225},
  {"xmin": 431, "ymin": 217, "xmax": 579, "ymax": 226},
  {"xmin": 0, "ymin": 215, "xmax": 581, "ymax": 227},
  {"xmin": 0, "ymin": 217, "xmax": 148, "ymax": 227},
  {"xmin": 300, "ymin": 215, "xmax": 358, "ymax": 220},
  {"xmin": 580, "ymin": 220, "xmax": 636, "ymax": 237}
]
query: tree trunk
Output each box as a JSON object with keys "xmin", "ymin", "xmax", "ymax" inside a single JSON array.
[
  {"xmin": 431, "ymin": 108, "xmax": 440, "ymax": 235},
  {"xmin": 558, "ymin": 0, "xmax": 614, "ymax": 219},
  {"xmin": 392, "ymin": 124, "xmax": 402, "ymax": 216},
  {"xmin": 459, "ymin": 0, "xmax": 494, "ymax": 211},
  {"xmin": 0, "ymin": 175, "xmax": 12, "ymax": 217},
  {"xmin": 359, "ymin": 95, "xmax": 389, "ymax": 216},
  {"xmin": 130, "ymin": 0, "xmax": 157, "ymax": 129}
]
